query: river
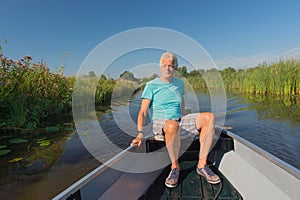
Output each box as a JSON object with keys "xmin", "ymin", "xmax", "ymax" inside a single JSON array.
[{"xmin": 0, "ymin": 91, "xmax": 299, "ymax": 199}]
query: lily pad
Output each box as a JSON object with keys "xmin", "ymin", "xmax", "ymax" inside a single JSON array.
[
  {"xmin": 37, "ymin": 140, "xmax": 51, "ymax": 147},
  {"xmin": 0, "ymin": 149, "xmax": 11, "ymax": 156},
  {"xmin": 8, "ymin": 138, "xmax": 29, "ymax": 144},
  {"xmin": 9, "ymin": 157, "xmax": 23, "ymax": 162},
  {"xmin": 45, "ymin": 126, "xmax": 60, "ymax": 133},
  {"xmin": 0, "ymin": 145, "xmax": 7, "ymax": 149},
  {"xmin": 62, "ymin": 136, "xmax": 71, "ymax": 141}
]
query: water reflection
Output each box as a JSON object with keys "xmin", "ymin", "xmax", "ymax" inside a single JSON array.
[
  {"xmin": 225, "ymin": 93, "xmax": 300, "ymax": 170},
  {"xmin": 240, "ymin": 94, "xmax": 300, "ymax": 126}
]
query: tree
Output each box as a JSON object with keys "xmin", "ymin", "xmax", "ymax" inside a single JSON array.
[
  {"xmin": 120, "ymin": 71, "xmax": 134, "ymax": 81},
  {"xmin": 178, "ymin": 66, "xmax": 188, "ymax": 77},
  {"xmin": 222, "ymin": 67, "xmax": 236, "ymax": 75},
  {"xmin": 189, "ymin": 69, "xmax": 204, "ymax": 77},
  {"xmin": 88, "ymin": 71, "xmax": 96, "ymax": 77},
  {"xmin": 99, "ymin": 74, "xmax": 107, "ymax": 81}
]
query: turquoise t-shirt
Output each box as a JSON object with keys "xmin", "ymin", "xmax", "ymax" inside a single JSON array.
[{"xmin": 141, "ymin": 77, "xmax": 185, "ymax": 120}]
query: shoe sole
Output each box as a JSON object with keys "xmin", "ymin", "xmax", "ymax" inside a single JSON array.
[
  {"xmin": 196, "ymin": 170, "xmax": 221, "ymax": 184},
  {"xmin": 165, "ymin": 182, "xmax": 178, "ymax": 188},
  {"xmin": 165, "ymin": 169, "xmax": 179, "ymax": 188}
]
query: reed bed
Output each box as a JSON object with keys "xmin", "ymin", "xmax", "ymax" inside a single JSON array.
[
  {"xmin": 230, "ymin": 59, "xmax": 300, "ymax": 96},
  {"xmin": 183, "ymin": 59, "xmax": 300, "ymax": 96}
]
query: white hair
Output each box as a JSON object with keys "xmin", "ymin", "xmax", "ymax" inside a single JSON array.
[{"xmin": 160, "ymin": 51, "xmax": 178, "ymax": 69}]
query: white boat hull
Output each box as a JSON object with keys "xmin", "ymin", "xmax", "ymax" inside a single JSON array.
[{"xmin": 219, "ymin": 128, "xmax": 300, "ymax": 200}]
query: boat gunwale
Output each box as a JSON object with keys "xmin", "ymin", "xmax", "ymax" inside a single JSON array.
[
  {"xmin": 216, "ymin": 126, "xmax": 300, "ymax": 179},
  {"xmin": 52, "ymin": 138, "xmax": 146, "ymax": 200},
  {"xmin": 52, "ymin": 134, "xmax": 155, "ymax": 200}
]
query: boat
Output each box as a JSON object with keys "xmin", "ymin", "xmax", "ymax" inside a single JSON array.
[{"xmin": 52, "ymin": 127, "xmax": 300, "ymax": 200}]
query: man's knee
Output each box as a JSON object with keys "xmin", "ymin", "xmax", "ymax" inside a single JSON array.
[
  {"xmin": 200, "ymin": 112, "xmax": 214, "ymax": 122},
  {"xmin": 163, "ymin": 120, "xmax": 179, "ymax": 135},
  {"xmin": 207, "ymin": 112, "xmax": 215, "ymax": 123},
  {"xmin": 197, "ymin": 112, "xmax": 215, "ymax": 129}
]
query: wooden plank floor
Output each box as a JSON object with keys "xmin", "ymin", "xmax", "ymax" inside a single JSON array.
[{"xmin": 141, "ymin": 159, "xmax": 243, "ymax": 200}]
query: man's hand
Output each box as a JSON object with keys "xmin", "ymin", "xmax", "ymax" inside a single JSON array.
[{"xmin": 130, "ymin": 133, "xmax": 143, "ymax": 147}]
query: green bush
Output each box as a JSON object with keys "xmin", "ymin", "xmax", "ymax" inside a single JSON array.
[{"xmin": 0, "ymin": 53, "xmax": 74, "ymax": 131}]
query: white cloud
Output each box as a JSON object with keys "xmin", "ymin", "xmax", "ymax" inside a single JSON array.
[{"xmin": 214, "ymin": 47, "xmax": 300, "ymax": 69}]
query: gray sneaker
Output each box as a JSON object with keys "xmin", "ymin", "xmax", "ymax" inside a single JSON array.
[
  {"xmin": 196, "ymin": 165, "xmax": 220, "ymax": 184},
  {"xmin": 165, "ymin": 168, "xmax": 179, "ymax": 188}
]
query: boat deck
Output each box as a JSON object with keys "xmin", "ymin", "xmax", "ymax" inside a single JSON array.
[
  {"xmin": 60, "ymin": 131, "xmax": 244, "ymax": 200},
  {"xmin": 141, "ymin": 159, "xmax": 242, "ymax": 200},
  {"xmin": 141, "ymin": 133, "xmax": 243, "ymax": 200}
]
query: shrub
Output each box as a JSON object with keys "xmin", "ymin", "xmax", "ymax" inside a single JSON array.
[{"xmin": 0, "ymin": 53, "xmax": 73, "ymax": 131}]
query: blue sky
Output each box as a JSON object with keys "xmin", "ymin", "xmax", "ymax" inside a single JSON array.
[{"xmin": 1, "ymin": 0, "xmax": 300, "ymax": 78}]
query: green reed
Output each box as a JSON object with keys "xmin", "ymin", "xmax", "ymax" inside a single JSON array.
[
  {"xmin": 180, "ymin": 59, "xmax": 300, "ymax": 96},
  {"xmin": 233, "ymin": 59, "xmax": 300, "ymax": 96}
]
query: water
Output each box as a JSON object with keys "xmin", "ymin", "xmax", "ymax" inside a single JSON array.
[
  {"xmin": 225, "ymin": 93, "xmax": 300, "ymax": 169},
  {"xmin": 0, "ymin": 92, "xmax": 299, "ymax": 199}
]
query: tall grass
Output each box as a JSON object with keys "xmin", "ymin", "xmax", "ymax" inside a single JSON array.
[
  {"xmin": 231, "ymin": 59, "xmax": 300, "ymax": 96},
  {"xmin": 181, "ymin": 59, "xmax": 300, "ymax": 96},
  {"xmin": 0, "ymin": 52, "xmax": 139, "ymax": 131},
  {"xmin": 111, "ymin": 79, "xmax": 139, "ymax": 100},
  {"xmin": 73, "ymin": 77, "xmax": 138, "ymax": 107},
  {"xmin": 0, "ymin": 53, "xmax": 74, "ymax": 131},
  {"xmin": 96, "ymin": 76, "xmax": 116, "ymax": 104}
]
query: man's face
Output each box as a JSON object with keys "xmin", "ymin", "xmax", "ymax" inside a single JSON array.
[{"xmin": 160, "ymin": 58, "xmax": 176, "ymax": 79}]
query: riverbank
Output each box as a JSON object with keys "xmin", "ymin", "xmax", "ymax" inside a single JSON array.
[{"xmin": 1, "ymin": 52, "xmax": 299, "ymax": 133}]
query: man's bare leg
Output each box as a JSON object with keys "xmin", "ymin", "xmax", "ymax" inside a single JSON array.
[
  {"xmin": 164, "ymin": 120, "xmax": 180, "ymax": 170},
  {"xmin": 196, "ymin": 112, "xmax": 215, "ymax": 168},
  {"xmin": 195, "ymin": 112, "xmax": 220, "ymax": 184}
]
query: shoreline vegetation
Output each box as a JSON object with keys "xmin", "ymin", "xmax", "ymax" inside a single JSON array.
[{"xmin": 1, "ymin": 52, "xmax": 299, "ymax": 132}]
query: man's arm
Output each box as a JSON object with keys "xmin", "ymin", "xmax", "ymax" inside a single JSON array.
[{"xmin": 131, "ymin": 98, "xmax": 151, "ymax": 147}]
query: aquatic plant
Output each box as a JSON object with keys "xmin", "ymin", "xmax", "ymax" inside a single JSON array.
[
  {"xmin": 232, "ymin": 59, "xmax": 300, "ymax": 96},
  {"xmin": 179, "ymin": 59, "xmax": 300, "ymax": 96}
]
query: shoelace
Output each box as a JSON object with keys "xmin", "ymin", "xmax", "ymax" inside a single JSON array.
[
  {"xmin": 169, "ymin": 169, "xmax": 178, "ymax": 179},
  {"xmin": 202, "ymin": 166, "xmax": 214, "ymax": 177}
]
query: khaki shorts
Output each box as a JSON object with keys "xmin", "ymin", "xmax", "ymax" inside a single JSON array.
[{"xmin": 152, "ymin": 113, "xmax": 199, "ymax": 141}]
